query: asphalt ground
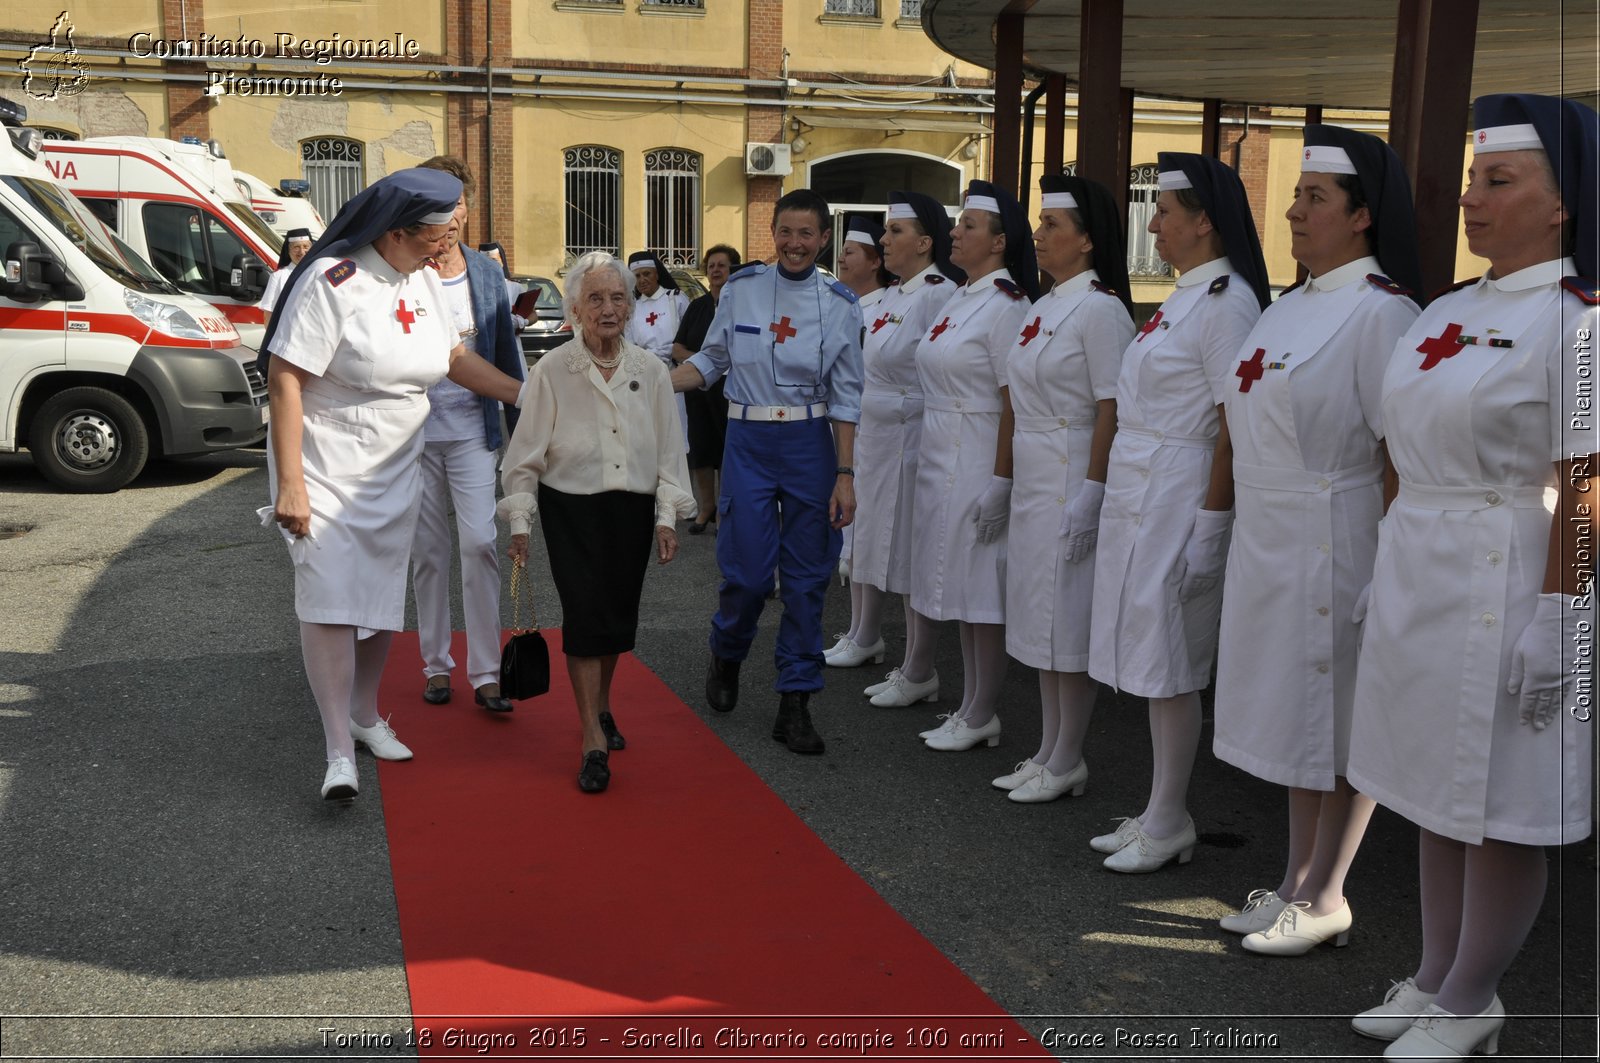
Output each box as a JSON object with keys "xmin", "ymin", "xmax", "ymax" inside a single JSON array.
[{"xmin": 0, "ymin": 448, "xmax": 1594, "ymax": 1061}]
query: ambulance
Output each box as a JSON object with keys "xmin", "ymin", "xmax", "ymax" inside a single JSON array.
[
  {"xmin": 233, "ymin": 170, "xmax": 325, "ymax": 242},
  {"xmin": 38, "ymin": 135, "xmax": 281, "ymax": 354},
  {"xmin": 1, "ymin": 100, "xmax": 266, "ymax": 492}
]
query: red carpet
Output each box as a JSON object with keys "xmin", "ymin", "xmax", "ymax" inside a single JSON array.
[{"xmin": 375, "ymin": 631, "xmax": 1049, "ymax": 1059}]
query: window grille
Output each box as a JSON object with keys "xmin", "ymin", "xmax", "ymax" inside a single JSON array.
[
  {"xmin": 36, "ymin": 127, "xmax": 79, "ymax": 140},
  {"xmin": 643, "ymin": 0, "xmax": 702, "ymax": 6},
  {"xmin": 645, "ymin": 148, "xmax": 701, "ymax": 269},
  {"xmin": 564, "ymin": 145, "xmax": 622, "ymax": 264},
  {"xmin": 898, "ymin": 0, "xmax": 921, "ymax": 18},
  {"xmin": 301, "ymin": 137, "xmax": 364, "ymax": 218},
  {"xmin": 1126, "ymin": 162, "xmax": 1173, "ymax": 278},
  {"xmin": 825, "ymin": 0, "xmax": 879, "ymax": 16}
]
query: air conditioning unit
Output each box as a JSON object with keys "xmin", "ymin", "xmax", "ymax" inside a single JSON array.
[{"xmin": 745, "ymin": 141, "xmax": 792, "ymax": 177}]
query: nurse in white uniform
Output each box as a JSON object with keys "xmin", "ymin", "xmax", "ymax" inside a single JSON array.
[
  {"xmin": 1210, "ymin": 126, "xmax": 1422, "ymax": 954},
  {"xmin": 1346, "ymin": 94, "xmax": 1597, "ymax": 1059},
  {"xmin": 842, "ymin": 193, "xmax": 962, "ymax": 705},
  {"xmin": 627, "ymin": 251, "xmax": 691, "ymax": 450},
  {"xmin": 996, "ymin": 174, "xmax": 1134, "ymax": 802},
  {"xmin": 257, "ymin": 227, "xmax": 312, "ymax": 326},
  {"xmin": 908, "ymin": 179, "xmax": 1038, "ymax": 750},
  {"xmin": 263, "ymin": 168, "xmax": 525, "ymax": 801},
  {"xmin": 1086, "ymin": 153, "xmax": 1269, "ymax": 872}
]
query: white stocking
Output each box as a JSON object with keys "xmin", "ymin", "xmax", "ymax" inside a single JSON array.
[
  {"xmin": 1139, "ymin": 691, "xmax": 1201, "ymax": 839},
  {"xmin": 1044, "ymin": 670, "xmax": 1095, "ymax": 775},
  {"xmin": 1435, "ymin": 838, "xmax": 1548, "ymax": 1016},
  {"xmin": 853, "ymin": 582, "xmax": 884, "ymax": 648},
  {"xmin": 1033, "ymin": 671, "xmax": 1062, "ymax": 764},
  {"xmin": 300, "ymin": 621, "xmax": 356, "ymax": 761},
  {"xmin": 900, "ymin": 603, "xmax": 939, "ymax": 684},
  {"xmin": 961, "ymin": 622, "xmax": 1008, "ymax": 728},
  {"xmin": 349, "ymin": 630, "xmax": 394, "ymax": 728}
]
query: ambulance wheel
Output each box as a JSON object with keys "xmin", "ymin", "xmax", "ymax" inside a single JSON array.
[{"xmin": 30, "ymin": 387, "xmax": 151, "ymax": 493}]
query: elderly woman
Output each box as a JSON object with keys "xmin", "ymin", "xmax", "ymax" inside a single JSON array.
[
  {"xmin": 499, "ymin": 251, "xmax": 695, "ymax": 793},
  {"xmin": 995, "ymin": 174, "xmax": 1134, "ymax": 801},
  {"xmin": 264, "ymin": 167, "xmax": 524, "ymax": 801},
  {"xmin": 1346, "ymin": 94, "xmax": 1596, "ymax": 1058},
  {"xmin": 908, "ymin": 179, "xmax": 1038, "ymax": 750},
  {"xmin": 1210, "ymin": 126, "xmax": 1422, "ymax": 954},
  {"xmin": 1087, "ymin": 153, "xmax": 1269, "ymax": 871}
]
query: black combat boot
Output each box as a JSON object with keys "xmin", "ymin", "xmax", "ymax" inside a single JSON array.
[
  {"xmin": 771, "ymin": 691, "xmax": 825, "ymax": 754},
  {"xmin": 705, "ymin": 654, "xmax": 741, "ymax": 713}
]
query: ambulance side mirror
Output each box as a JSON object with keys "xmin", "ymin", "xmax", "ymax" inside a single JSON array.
[
  {"xmin": 229, "ymin": 253, "xmax": 270, "ymax": 300},
  {"xmin": 1, "ymin": 243, "xmax": 83, "ymax": 303}
]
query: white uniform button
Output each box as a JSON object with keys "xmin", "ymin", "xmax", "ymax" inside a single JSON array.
[
  {"xmin": 1316, "ymin": 663, "xmax": 1329, "ymax": 674},
  {"xmin": 1133, "ymin": 515, "xmax": 1142, "ymax": 526},
  {"xmin": 1487, "ymin": 551, "xmax": 1503, "ymax": 564},
  {"xmin": 1317, "ymin": 606, "xmax": 1330, "ymax": 616},
  {"xmin": 1059, "ymin": 456, "xmax": 1068, "ymax": 465},
  {"xmin": 946, "ymin": 476, "xmax": 955, "ymax": 486},
  {"xmin": 1316, "ymin": 478, "xmax": 1331, "ymax": 490},
  {"xmin": 1317, "ymin": 543, "xmax": 1331, "ymax": 554},
  {"xmin": 1154, "ymin": 430, "xmax": 1166, "ymax": 441},
  {"xmin": 1139, "ymin": 468, "xmax": 1149, "ymax": 479},
  {"xmin": 1058, "ymin": 417, "xmax": 1067, "ymax": 427},
  {"xmin": 1482, "ymin": 612, "xmax": 1496, "ymax": 626},
  {"xmin": 1485, "ymin": 491, "xmax": 1502, "ymax": 505},
  {"xmin": 1055, "ymin": 496, "xmax": 1065, "ymax": 504}
]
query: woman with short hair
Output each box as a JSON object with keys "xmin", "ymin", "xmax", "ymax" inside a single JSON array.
[{"xmin": 671, "ymin": 243, "xmax": 742, "ymax": 533}]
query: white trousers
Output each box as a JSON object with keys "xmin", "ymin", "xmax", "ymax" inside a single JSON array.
[{"xmin": 412, "ymin": 437, "xmax": 502, "ymax": 689}]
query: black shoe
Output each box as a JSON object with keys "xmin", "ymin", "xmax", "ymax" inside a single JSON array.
[
  {"xmin": 599, "ymin": 711, "xmax": 627, "ymax": 751},
  {"xmin": 577, "ymin": 749, "xmax": 610, "ymax": 793},
  {"xmin": 475, "ymin": 685, "xmax": 514, "ymax": 713},
  {"xmin": 771, "ymin": 691, "xmax": 825, "ymax": 755},
  {"xmin": 705, "ymin": 654, "xmax": 741, "ymax": 713},
  {"xmin": 423, "ymin": 676, "xmax": 452, "ymax": 704}
]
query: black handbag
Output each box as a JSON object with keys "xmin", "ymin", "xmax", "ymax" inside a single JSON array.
[{"xmin": 500, "ymin": 558, "xmax": 550, "ymax": 700}]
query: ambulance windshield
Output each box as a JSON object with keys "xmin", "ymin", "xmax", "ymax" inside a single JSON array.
[
  {"xmin": 2, "ymin": 176, "xmax": 176, "ymax": 295},
  {"xmin": 225, "ymin": 202, "xmax": 287, "ymax": 255}
]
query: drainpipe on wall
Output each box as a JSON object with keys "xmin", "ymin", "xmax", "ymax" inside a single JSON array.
[
  {"xmin": 484, "ymin": 0, "xmax": 494, "ymax": 243},
  {"xmin": 1018, "ymin": 81, "xmax": 1046, "ymax": 213}
]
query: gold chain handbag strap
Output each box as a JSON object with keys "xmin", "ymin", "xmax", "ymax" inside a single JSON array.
[{"xmin": 508, "ymin": 557, "xmax": 539, "ymax": 632}]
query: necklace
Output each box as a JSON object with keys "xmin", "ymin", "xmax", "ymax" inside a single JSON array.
[{"xmin": 590, "ymin": 349, "xmax": 622, "ymax": 370}]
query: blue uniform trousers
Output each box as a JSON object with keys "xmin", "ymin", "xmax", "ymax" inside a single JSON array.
[{"xmin": 711, "ymin": 418, "xmax": 842, "ymax": 692}]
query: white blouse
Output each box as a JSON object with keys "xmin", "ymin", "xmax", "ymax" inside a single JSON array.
[{"xmin": 498, "ymin": 337, "xmax": 694, "ymax": 533}]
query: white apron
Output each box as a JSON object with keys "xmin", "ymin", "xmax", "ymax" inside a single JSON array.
[
  {"xmin": 910, "ymin": 269, "xmax": 1032, "ymax": 624},
  {"xmin": 1213, "ymin": 265, "xmax": 1416, "ymax": 790},
  {"xmin": 1348, "ymin": 262, "xmax": 1595, "ymax": 845},
  {"xmin": 629, "ymin": 288, "xmax": 690, "ymax": 448},
  {"xmin": 1088, "ymin": 260, "xmax": 1262, "ymax": 698},
  {"xmin": 853, "ymin": 267, "xmax": 955, "ymax": 594},
  {"xmin": 1004, "ymin": 272, "xmax": 1132, "ymax": 670}
]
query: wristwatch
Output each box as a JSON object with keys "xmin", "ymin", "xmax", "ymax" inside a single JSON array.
[{"xmin": 835, "ymin": 466, "xmax": 855, "ymax": 476}]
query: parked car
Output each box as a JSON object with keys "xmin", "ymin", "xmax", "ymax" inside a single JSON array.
[
  {"xmin": 511, "ymin": 275, "xmax": 569, "ymax": 362},
  {"xmin": 671, "ymin": 268, "xmax": 707, "ymax": 301}
]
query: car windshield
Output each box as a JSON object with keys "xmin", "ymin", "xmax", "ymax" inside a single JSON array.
[
  {"xmin": 224, "ymin": 201, "xmax": 287, "ymax": 259},
  {"xmin": 3, "ymin": 176, "xmax": 176, "ymax": 294},
  {"xmin": 532, "ymin": 279, "xmax": 561, "ymax": 309}
]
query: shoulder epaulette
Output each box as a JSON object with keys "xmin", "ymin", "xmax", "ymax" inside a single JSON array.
[
  {"xmin": 1089, "ymin": 279, "xmax": 1120, "ymax": 297},
  {"xmin": 324, "ymin": 259, "xmax": 357, "ymax": 287},
  {"xmin": 926, "ymin": 273, "xmax": 946, "ymax": 284},
  {"xmin": 1561, "ymin": 276, "xmax": 1600, "ymax": 305},
  {"xmin": 727, "ymin": 262, "xmax": 766, "ymax": 282},
  {"xmin": 994, "ymin": 277, "xmax": 1024, "ymax": 299},
  {"xmin": 1431, "ymin": 276, "xmax": 1479, "ymax": 301},
  {"xmin": 828, "ymin": 278, "xmax": 858, "ymax": 303},
  {"xmin": 1207, "ymin": 274, "xmax": 1231, "ymax": 295},
  {"xmin": 1366, "ymin": 273, "xmax": 1414, "ymax": 297}
]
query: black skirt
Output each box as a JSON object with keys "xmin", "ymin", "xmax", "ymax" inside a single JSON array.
[
  {"xmin": 537, "ymin": 484, "xmax": 656, "ymax": 657},
  {"xmin": 684, "ymin": 377, "xmax": 728, "ymax": 471}
]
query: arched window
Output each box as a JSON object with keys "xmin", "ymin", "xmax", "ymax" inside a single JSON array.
[
  {"xmin": 564, "ymin": 145, "xmax": 621, "ymax": 265},
  {"xmin": 35, "ymin": 127, "xmax": 79, "ymax": 141},
  {"xmin": 1126, "ymin": 162, "xmax": 1172, "ymax": 278},
  {"xmin": 301, "ymin": 137, "xmax": 364, "ymax": 217},
  {"xmin": 645, "ymin": 148, "xmax": 701, "ymax": 268}
]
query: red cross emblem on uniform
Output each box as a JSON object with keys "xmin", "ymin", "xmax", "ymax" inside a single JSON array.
[
  {"xmin": 770, "ymin": 316, "xmax": 798, "ymax": 344},
  {"xmin": 395, "ymin": 300, "xmax": 417, "ymax": 334},
  {"xmin": 1477, "ymin": 130, "xmax": 1487, "ymax": 144},
  {"xmin": 1304, "ymin": 148, "xmax": 1312, "ymax": 160},
  {"xmin": 774, "ymin": 408, "xmax": 787, "ymax": 419},
  {"xmin": 1235, "ymin": 347, "xmax": 1267, "ymax": 392},
  {"xmin": 646, "ymin": 312, "xmax": 659, "ymax": 326},
  {"xmin": 929, "ymin": 316, "xmax": 952, "ymax": 341},
  {"xmin": 1417, "ymin": 322, "xmax": 1466, "ymax": 371},
  {"xmin": 1136, "ymin": 309, "xmax": 1164, "ymax": 341},
  {"xmin": 1019, "ymin": 316, "xmax": 1042, "ymax": 346},
  {"xmin": 870, "ymin": 312, "xmax": 892, "ymax": 334}
]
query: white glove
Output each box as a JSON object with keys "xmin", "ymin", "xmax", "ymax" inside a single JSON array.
[
  {"xmin": 1179, "ymin": 508, "xmax": 1233, "ymax": 603},
  {"xmin": 972, "ymin": 475, "xmax": 1013, "ymax": 545},
  {"xmin": 1058, "ymin": 480, "xmax": 1106, "ymax": 563},
  {"xmin": 1508, "ymin": 593, "xmax": 1584, "ymax": 731},
  {"xmin": 838, "ymin": 556, "xmax": 851, "ymax": 587},
  {"xmin": 1352, "ymin": 583, "xmax": 1372, "ymax": 624}
]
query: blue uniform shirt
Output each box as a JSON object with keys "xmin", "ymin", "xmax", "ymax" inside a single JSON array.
[{"xmin": 687, "ymin": 263, "xmax": 865, "ymax": 424}]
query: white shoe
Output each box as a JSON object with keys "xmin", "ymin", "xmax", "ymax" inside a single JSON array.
[
  {"xmin": 321, "ymin": 755, "xmax": 358, "ymax": 800},
  {"xmin": 1008, "ymin": 760, "xmax": 1088, "ymax": 802},
  {"xmin": 864, "ymin": 668, "xmax": 901, "ymax": 698},
  {"xmin": 1241, "ymin": 899, "xmax": 1352, "ymax": 955},
  {"xmin": 350, "ymin": 717, "xmax": 414, "ymax": 761},
  {"xmin": 824, "ymin": 634, "xmax": 886, "ymax": 668},
  {"xmin": 1353, "ymin": 979, "xmax": 1441, "ymax": 1041},
  {"xmin": 1219, "ymin": 889, "xmax": 1289, "ymax": 935},
  {"xmin": 992, "ymin": 759, "xmax": 1044, "ymax": 791},
  {"xmin": 870, "ymin": 669, "xmax": 939, "ymax": 708},
  {"xmin": 1088, "ymin": 816, "xmax": 1142, "ymax": 854},
  {"xmin": 924, "ymin": 714, "xmax": 1000, "ymax": 751},
  {"xmin": 1383, "ymin": 1000, "xmax": 1504, "ymax": 1059},
  {"xmin": 1101, "ymin": 817, "xmax": 1196, "ymax": 873},
  {"xmin": 917, "ymin": 712, "xmax": 961, "ymax": 740}
]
